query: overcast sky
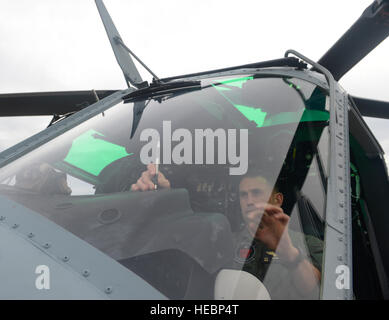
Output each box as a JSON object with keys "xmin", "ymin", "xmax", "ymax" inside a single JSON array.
[{"xmin": 0, "ymin": 0, "xmax": 388, "ymax": 165}]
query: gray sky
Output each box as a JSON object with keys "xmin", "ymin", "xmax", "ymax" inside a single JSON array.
[{"xmin": 0, "ymin": 0, "xmax": 388, "ymax": 165}]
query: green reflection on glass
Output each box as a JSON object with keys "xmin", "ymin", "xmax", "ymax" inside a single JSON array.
[
  {"xmin": 64, "ymin": 129, "xmax": 132, "ymax": 176},
  {"xmin": 212, "ymin": 76, "xmax": 328, "ymax": 128},
  {"xmin": 234, "ymin": 104, "xmax": 267, "ymax": 127},
  {"xmin": 218, "ymin": 76, "xmax": 254, "ymax": 88},
  {"xmin": 263, "ymin": 110, "xmax": 329, "ymax": 127}
]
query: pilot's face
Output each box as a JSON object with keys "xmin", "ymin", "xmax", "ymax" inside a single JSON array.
[
  {"xmin": 239, "ymin": 176, "xmax": 281, "ymax": 226},
  {"xmin": 16, "ymin": 163, "xmax": 72, "ymax": 195},
  {"xmin": 239, "ymin": 176, "xmax": 273, "ymax": 216}
]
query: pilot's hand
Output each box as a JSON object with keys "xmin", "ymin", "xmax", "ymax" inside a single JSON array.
[
  {"xmin": 131, "ymin": 163, "xmax": 171, "ymax": 191},
  {"xmin": 246, "ymin": 203, "xmax": 296, "ymax": 258}
]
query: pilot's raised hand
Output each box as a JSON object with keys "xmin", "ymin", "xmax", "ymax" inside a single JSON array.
[
  {"xmin": 245, "ymin": 203, "xmax": 297, "ymax": 261},
  {"xmin": 131, "ymin": 163, "xmax": 171, "ymax": 191}
]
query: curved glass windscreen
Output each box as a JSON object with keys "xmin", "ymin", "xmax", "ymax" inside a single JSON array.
[{"xmin": 0, "ymin": 75, "xmax": 329, "ymax": 300}]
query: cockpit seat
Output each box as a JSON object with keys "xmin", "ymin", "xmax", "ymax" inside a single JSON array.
[{"xmin": 295, "ymin": 190, "xmax": 325, "ymax": 240}]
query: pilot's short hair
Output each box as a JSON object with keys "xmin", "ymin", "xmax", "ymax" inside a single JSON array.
[{"xmin": 239, "ymin": 167, "xmax": 282, "ymax": 194}]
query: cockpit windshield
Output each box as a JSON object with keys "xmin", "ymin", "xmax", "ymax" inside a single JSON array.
[{"xmin": 0, "ymin": 75, "xmax": 329, "ymax": 299}]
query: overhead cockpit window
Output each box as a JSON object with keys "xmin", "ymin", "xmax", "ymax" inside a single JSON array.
[{"xmin": 0, "ymin": 75, "xmax": 329, "ymax": 300}]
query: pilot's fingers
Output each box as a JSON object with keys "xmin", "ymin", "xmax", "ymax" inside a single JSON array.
[
  {"xmin": 263, "ymin": 204, "xmax": 289, "ymax": 223},
  {"xmin": 253, "ymin": 202, "xmax": 283, "ymax": 212},
  {"xmin": 261, "ymin": 211, "xmax": 289, "ymax": 227},
  {"xmin": 275, "ymin": 213, "xmax": 290, "ymax": 224},
  {"xmin": 147, "ymin": 163, "xmax": 157, "ymax": 175},
  {"xmin": 246, "ymin": 209, "xmax": 264, "ymax": 222},
  {"xmin": 157, "ymin": 172, "xmax": 171, "ymax": 189},
  {"xmin": 264, "ymin": 211, "xmax": 286, "ymax": 222},
  {"xmin": 141, "ymin": 169, "xmax": 153, "ymax": 180},
  {"xmin": 263, "ymin": 204, "xmax": 284, "ymax": 216},
  {"xmin": 136, "ymin": 177, "xmax": 151, "ymax": 191},
  {"xmin": 253, "ymin": 202, "xmax": 266, "ymax": 210},
  {"xmin": 146, "ymin": 164, "xmax": 170, "ymax": 189},
  {"xmin": 131, "ymin": 184, "xmax": 140, "ymax": 191},
  {"xmin": 141, "ymin": 171, "xmax": 156, "ymax": 189},
  {"xmin": 142, "ymin": 168, "xmax": 170, "ymax": 189},
  {"xmin": 258, "ymin": 211, "xmax": 270, "ymax": 222}
]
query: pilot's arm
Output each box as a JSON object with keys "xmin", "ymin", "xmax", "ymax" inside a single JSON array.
[{"xmin": 247, "ymin": 204, "xmax": 321, "ymax": 296}]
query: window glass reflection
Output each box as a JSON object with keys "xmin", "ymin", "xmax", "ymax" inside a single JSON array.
[{"xmin": 0, "ymin": 76, "xmax": 328, "ymax": 300}]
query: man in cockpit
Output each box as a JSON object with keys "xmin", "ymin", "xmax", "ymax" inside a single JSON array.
[
  {"xmin": 233, "ymin": 169, "xmax": 322, "ymax": 299},
  {"xmin": 15, "ymin": 163, "xmax": 72, "ymax": 195},
  {"xmin": 131, "ymin": 164, "xmax": 323, "ymax": 299}
]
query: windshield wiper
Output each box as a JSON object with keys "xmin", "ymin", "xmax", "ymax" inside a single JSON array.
[
  {"xmin": 122, "ymin": 80, "xmax": 201, "ymax": 102},
  {"xmin": 123, "ymin": 80, "xmax": 201, "ymax": 139}
]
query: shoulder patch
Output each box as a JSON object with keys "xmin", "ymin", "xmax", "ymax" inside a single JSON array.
[{"xmin": 234, "ymin": 242, "xmax": 256, "ymax": 264}]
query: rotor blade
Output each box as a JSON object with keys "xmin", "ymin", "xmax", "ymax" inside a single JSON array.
[
  {"xmin": 351, "ymin": 96, "xmax": 389, "ymax": 119},
  {"xmin": 0, "ymin": 90, "xmax": 117, "ymax": 117},
  {"xmin": 95, "ymin": 0, "xmax": 144, "ymax": 88},
  {"xmin": 318, "ymin": 0, "xmax": 389, "ymax": 81}
]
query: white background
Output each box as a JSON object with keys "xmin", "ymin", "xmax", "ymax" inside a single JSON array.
[{"xmin": 0, "ymin": 0, "xmax": 388, "ymax": 165}]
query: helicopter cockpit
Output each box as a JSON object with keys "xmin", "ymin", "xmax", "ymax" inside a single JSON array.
[{"xmin": 0, "ymin": 74, "xmax": 329, "ymax": 299}]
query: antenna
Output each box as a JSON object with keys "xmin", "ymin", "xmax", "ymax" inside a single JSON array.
[{"xmin": 95, "ymin": 0, "xmax": 158, "ymax": 88}]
